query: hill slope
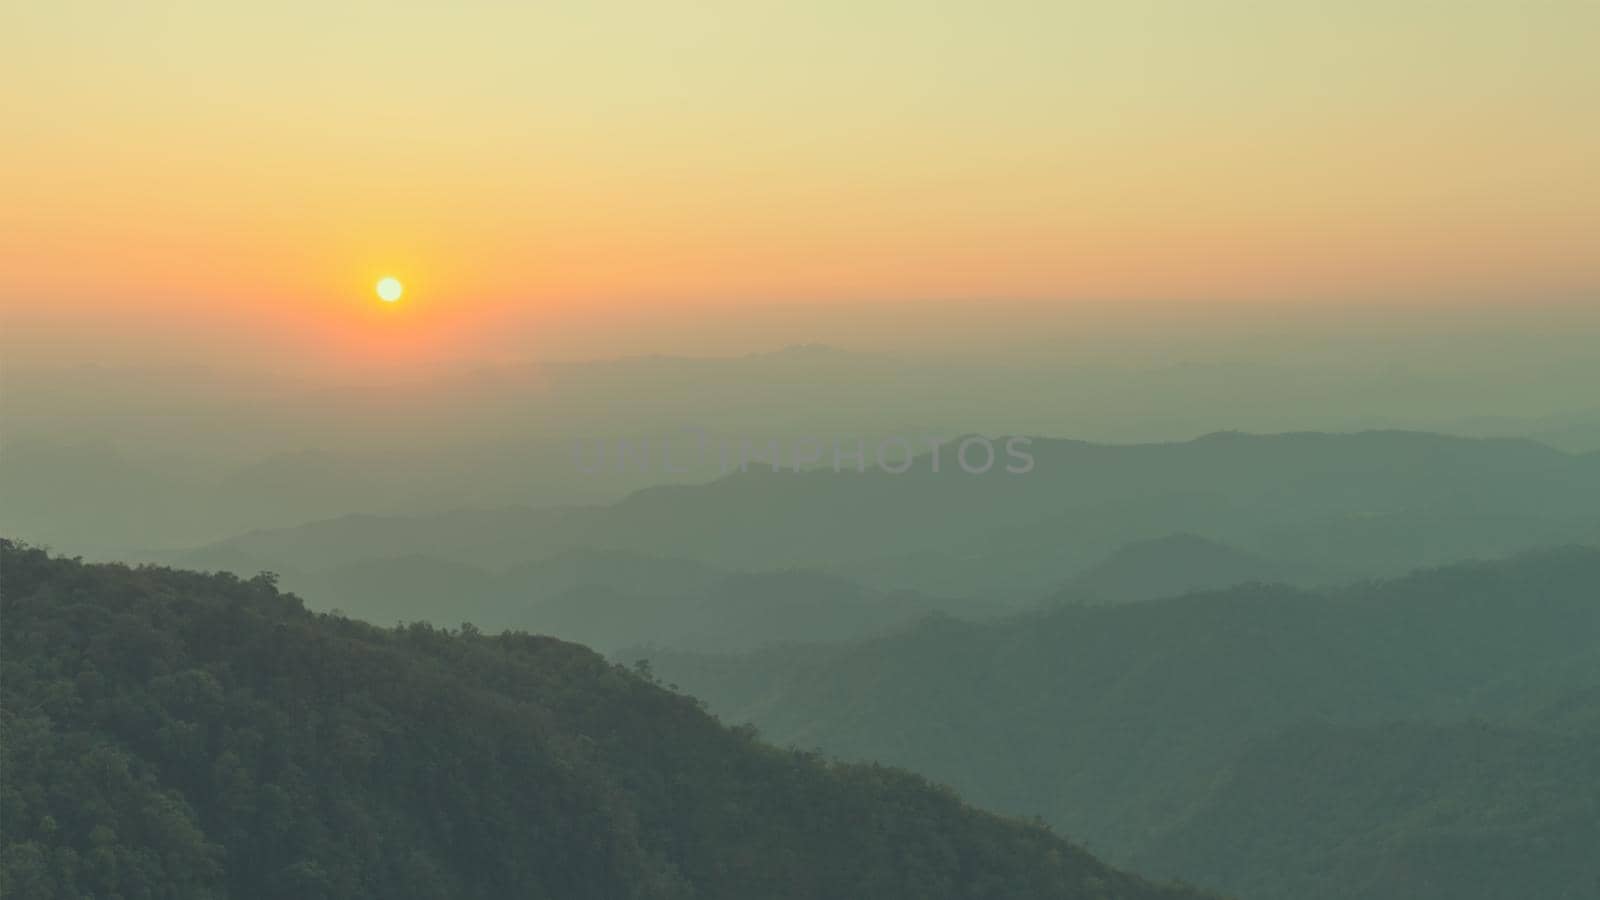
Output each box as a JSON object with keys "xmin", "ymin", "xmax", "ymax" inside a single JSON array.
[
  {"xmin": 1133, "ymin": 720, "xmax": 1600, "ymax": 900},
  {"xmin": 648, "ymin": 548, "xmax": 1600, "ymax": 899},
  {"xmin": 0, "ymin": 542, "xmax": 1210, "ymax": 900}
]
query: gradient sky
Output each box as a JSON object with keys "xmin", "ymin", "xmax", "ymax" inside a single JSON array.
[{"xmin": 4, "ymin": 0, "xmax": 1598, "ymax": 372}]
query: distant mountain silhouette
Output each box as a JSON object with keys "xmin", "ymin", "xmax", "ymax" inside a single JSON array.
[
  {"xmin": 1445, "ymin": 406, "xmax": 1600, "ymax": 453},
  {"xmin": 647, "ymin": 548, "xmax": 1600, "ymax": 899},
  {"xmin": 188, "ymin": 431, "xmax": 1600, "ymax": 600},
  {"xmin": 1052, "ymin": 533, "xmax": 1317, "ymax": 605},
  {"xmin": 498, "ymin": 547, "xmax": 726, "ymax": 599},
  {"xmin": 320, "ymin": 553, "xmax": 499, "ymax": 624},
  {"xmin": 241, "ymin": 549, "xmax": 980, "ymax": 653}
]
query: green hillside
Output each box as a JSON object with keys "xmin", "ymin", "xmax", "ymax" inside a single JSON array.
[
  {"xmin": 647, "ymin": 548, "xmax": 1600, "ymax": 899},
  {"xmin": 0, "ymin": 541, "xmax": 1211, "ymax": 900},
  {"xmin": 1134, "ymin": 720, "xmax": 1600, "ymax": 899}
]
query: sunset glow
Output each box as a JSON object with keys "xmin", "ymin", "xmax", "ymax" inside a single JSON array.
[{"xmin": 2, "ymin": 1, "xmax": 1597, "ymax": 374}]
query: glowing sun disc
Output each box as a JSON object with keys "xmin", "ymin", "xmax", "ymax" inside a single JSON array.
[{"xmin": 376, "ymin": 277, "xmax": 403, "ymax": 302}]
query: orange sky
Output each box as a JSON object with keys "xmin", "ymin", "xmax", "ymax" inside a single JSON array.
[{"xmin": 4, "ymin": 1, "xmax": 1597, "ymax": 372}]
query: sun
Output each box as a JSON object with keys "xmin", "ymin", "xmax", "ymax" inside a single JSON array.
[{"xmin": 375, "ymin": 277, "xmax": 403, "ymax": 303}]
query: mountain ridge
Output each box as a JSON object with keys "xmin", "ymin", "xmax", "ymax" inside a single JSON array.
[
  {"xmin": 645, "ymin": 546, "xmax": 1600, "ymax": 899},
  {"xmin": 0, "ymin": 540, "xmax": 1215, "ymax": 900}
]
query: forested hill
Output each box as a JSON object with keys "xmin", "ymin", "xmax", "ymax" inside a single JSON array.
[
  {"xmin": 645, "ymin": 547, "xmax": 1600, "ymax": 900},
  {"xmin": 0, "ymin": 542, "xmax": 1212, "ymax": 900}
]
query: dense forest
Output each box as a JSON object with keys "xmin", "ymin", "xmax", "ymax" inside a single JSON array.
[
  {"xmin": 0, "ymin": 541, "xmax": 1214, "ymax": 900},
  {"xmin": 647, "ymin": 548, "xmax": 1600, "ymax": 900},
  {"xmin": 1135, "ymin": 719, "xmax": 1600, "ymax": 899}
]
